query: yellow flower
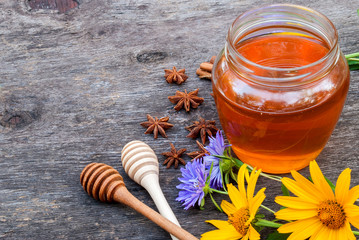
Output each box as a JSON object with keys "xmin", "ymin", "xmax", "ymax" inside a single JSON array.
[
  {"xmin": 275, "ymin": 160, "xmax": 359, "ymax": 240},
  {"xmin": 201, "ymin": 164, "xmax": 266, "ymax": 240}
]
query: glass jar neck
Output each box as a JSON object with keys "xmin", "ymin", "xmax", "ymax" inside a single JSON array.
[{"xmin": 224, "ymin": 4, "xmax": 339, "ymax": 87}]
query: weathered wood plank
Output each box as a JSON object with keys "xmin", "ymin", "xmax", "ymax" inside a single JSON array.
[
  {"xmin": 28, "ymin": 0, "xmax": 78, "ymax": 13},
  {"xmin": 0, "ymin": 0, "xmax": 358, "ymax": 239}
]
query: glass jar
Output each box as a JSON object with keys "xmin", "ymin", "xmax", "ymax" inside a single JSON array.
[{"xmin": 212, "ymin": 4, "xmax": 350, "ymax": 173}]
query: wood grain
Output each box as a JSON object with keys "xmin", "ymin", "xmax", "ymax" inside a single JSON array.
[
  {"xmin": 0, "ymin": 0, "xmax": 358, "ymax": 239},
  {"xmin": 28, "ymin": 0, "xmax": 78, "ymax": 13}
]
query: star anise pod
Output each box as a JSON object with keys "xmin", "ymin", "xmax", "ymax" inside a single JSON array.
[
  {"xmin": 140, "ymin": 114, "xmax": 173, "ymax": 139},
  {"xmin": 161, "ymin": 143, "xmax": 186, "ymax": 168},
  {"xmin": 187, "ymin": 140, "xmax": 209, "ymax": 161},
  {"xmin": 185, "ymin": 117, "xmax": 218, "ymax": 144},
  {"xmin": 164, "ymin": 66, "xmax": 188, "ymax": 85},
  {"xmin": 168, "ymin": 89, "xmax": 204, "ymax": 112}
]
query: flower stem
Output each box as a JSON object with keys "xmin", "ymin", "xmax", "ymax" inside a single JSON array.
[
  {"xmin": 345, "ymin": 52, "xmax": 359, "ymax": 58},
  {"xmin": 210, "ymin": 188, "xmax": 228, "ymax": 195},
  {"xmin": 246, "ymin": 165, "xmax": 282, "ymax": 182},
  {"xmin": 209, "ymin": 193, "xmax": 223, "ymax": 212},
  {"xmin": 260, "ymin": 204, "xmax": 276, "ymax": 214},
  {"xmin": 213, "ymin": 154, "xmax": 283, "ymax": 182},
  {"xmin": 354, "ymin": 230, "xmax": 359, "ymax": 236},
  {"xmin": 254, "ymin": 219, "xmax": 282, "ymax": 228},
  {"xmin": 220, "ymin": 164, "xmax": 228, "ymax": 192},
  {"xmin": 230, "ymin": 169, "xmax": 238, "ymax": 183}
]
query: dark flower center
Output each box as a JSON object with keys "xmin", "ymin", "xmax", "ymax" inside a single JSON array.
[
  {"xmin": 317, "ymin": 200, "xmax": 346, "ymax": 229},
  {"xmin": 228, "ymin": 207, "xmax": 250, "ymax": 236}
]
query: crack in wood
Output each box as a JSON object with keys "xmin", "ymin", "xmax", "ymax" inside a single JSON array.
[
  {"xmin": 27, "ymin": 0, "xmax": 79, "ymax": 13},
  {"xmin": 136, "ymin": 51, "xmax": 168, "ymax": 63}
]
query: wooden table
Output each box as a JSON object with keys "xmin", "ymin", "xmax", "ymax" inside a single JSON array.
[{"xmin": 1, "ymin": 0, "xmax": 358, "ymax": 239}]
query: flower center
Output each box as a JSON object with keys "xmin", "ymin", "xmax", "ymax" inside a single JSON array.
[
  {"xmin": 317, "ymin": 200, "xmax": 346, "ymax": 229},
  {"xmin": 228, "ymin": 207, "xmax": 250, "ymax": 236}
]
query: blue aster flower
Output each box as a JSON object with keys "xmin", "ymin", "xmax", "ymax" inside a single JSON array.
[
  {"xmin": 203, "ymin": 131, "xmax": 230, "ymax": 189},
  {"xmin": 176, "ymin": 159, "xmax": 208, "ymax": 210}
]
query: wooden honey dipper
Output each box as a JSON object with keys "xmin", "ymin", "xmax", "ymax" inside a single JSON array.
[
  {"xmin": 121, "ymin": 140, "xmax": 180, "ymax": 240},
  {"xmin": 80, "ymin": 162, "xmax": 198, "ymax": 240}
]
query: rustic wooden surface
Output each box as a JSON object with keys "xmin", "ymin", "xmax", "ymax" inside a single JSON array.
[{"xmin": 0, "ymin": 0, "xmax": 358, "ymax": 239}]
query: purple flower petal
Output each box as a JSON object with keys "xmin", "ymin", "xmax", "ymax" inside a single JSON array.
[
  {"xmin": 203, "ymin": 131, "xmax": 230, "ymax": 190},
  {"xmin": 176, "ymin": 160, "xmax": 207, "ymax": 210}
]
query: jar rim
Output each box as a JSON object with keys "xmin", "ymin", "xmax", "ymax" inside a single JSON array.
[{"xmin": 227, "ymin": 3, "xmax": 338, "ymax": 73}]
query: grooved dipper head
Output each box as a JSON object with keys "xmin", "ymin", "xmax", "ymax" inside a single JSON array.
[
  {"xmin": 80, "ymin": 163, "xmax": 125, "ymax": 202},
  {"xmin": 121, "ymin": 140, "xmax": 159, "ymax": 185}
]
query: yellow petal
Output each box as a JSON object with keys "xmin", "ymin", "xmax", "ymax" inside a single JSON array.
[
  {"xmin": 290, "ymin": 170, "xmax": 324, "ymax": 202},
  {"xmin": 337, "ymin": 222, "xmax": 355, "ymax": 240},
  {"xmin": 278, "ymin": 217, "xmax": 318, "ymax": 232},
  {"xmin": 248, "ymin": 188, "xmax": 266, "ymax": 221},
  {"xmin": 227, "ymin": 183, "xmax": 247, "ymax": 209},
  {"xmin": 202, "ymin": 220, "xmax": 242, "ymax": 240},
  {"xmin": 348, "ymin": 212, "xmax": 359, "ymax": 230},
  {"xmin": 244, "ymin": 169, "xmax": 250, "ymax": 184},
  {"xmin": 275, "ymin": 196, "xmax": 318, "ymax": 209},
  {"xmin": 309, "ymin": 224, "xmax": 330, "ymax": 240},
  {"xmin": 237, "ymin": 164, "xmax": 247, "ymax": 194},
  {"xmin": 335, "ymin": 168, "xmax": 351, "ymax": 204},
  {"xmin": 248, "ymin": 225, "xmax": 260, "ymax": 240},
  {"xmin": 308, "ymin": 224, "xmax": 324, "ymax": 240},
  {"xmin": 332, "ymin": 228, "xmax": 341, "ymax": 240},
  {"xmin": 309, "ymin": 160, "xmax": 335, "ymax": 200},
  {"xmin": 221, "ymin": 200, "xmax": 237, "ymax": 216},
  {"xmin": 327, "ymin": 229, "xmax": 336, "ymax": 240},
  {"xmin": 201, "ymin": 228, "xmax": 241, "ymax": 240},
  {"xmin": 246, "ymin": 169, "xmax": 261, "ymax": 201},
  {"xmin": 205, "ymin": 220, "xmax": 233, "ymax": 230},
  {"xmin": 344, "ymin": 204, "xmax": 359, "ymax": 217},
  {"xmin": 282, "ymin": 177, "xmax": 321, "ymax": 204},
  {"xmin": 344, "ymin": 221, "xmax": 356, "ymax": 240},
  {"xmin": 282, "ymin": 218, "xmax": 322, "ymax": 240},
  {"xmin": 275, "ymin": 208, "xmax": 317, "ymax": 220},
  {"xmin": 242, "ymin": 234, "xmax": 249, "ymax": 240},
  {"xmin": 345, "ymin": 185, "xmax": 359, "ymax": 205}
]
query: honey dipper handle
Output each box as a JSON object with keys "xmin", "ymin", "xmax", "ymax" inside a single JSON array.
[
  {"xmin": 141, "ymin": 175, "xmax": 180, "ymax": 240},
  {"xmin": 113, "ymin": 186, "xmax": 198, "ymax": 240},
  {"xmin": 141, "ymin": 175, "xmax": 180, "ymax": 226}
]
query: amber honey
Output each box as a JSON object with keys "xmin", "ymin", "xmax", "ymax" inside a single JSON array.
[{"xmin": 212, "ymin": 5, "xmax": 350, "ymax": 173}]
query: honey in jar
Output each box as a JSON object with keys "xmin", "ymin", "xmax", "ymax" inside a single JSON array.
[{"xmin": 212, "ymin": 4, "xmax": 350, "ymax": 173}]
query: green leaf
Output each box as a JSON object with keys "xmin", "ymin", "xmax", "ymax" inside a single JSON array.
[
  {"xmin": 357, "ymin": 9, "xmax": 359, "ymax": 16},
  {"xmin": 345, "ymin": 52, "xmax": 359, "ymax": 71},
  {"xmin": 348, "ymin": 59, "xmax": 359, "ymax": 64},
  {"xmin": 281, "ymin": 183, "xmax": 290, "ymax": 196},
  {"xmin": 206, "ymin": 162, "xmax": 214, "ymax": 184},
  {"xmin": 209, "ymin": 193, "xmax": 222, "ymax": 212},
  {"xmin": 233, "ymin": 158, "xmax": 244, "ymax": 168},
  {"xmin": 346, "ymin": 52, "xmax": 359, "ymax": 59},
  {"xmin": 267, "ymin": 231, "xmax": 290, "ymax": 240},
  {"xmin": 200, "ymin": 196, "xmax": 205, "ymax": 210},
  {"xmin": 230, "ymin": 170, "xmax": 238, "ymax": 183},
  {"xmin": 225, "ymin": 171, "xmax": 230, "ymax": 185},
  {"xmin": 255, "ymin": 219, "xmax": 282, "ymax": 228},
  {"xmin": 324, "ymin": 175, "xmax": 336, "ymax": 192},
  {"xmin": 349, "ymin": 65, "xmax": 359, "ymax": 71}
]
